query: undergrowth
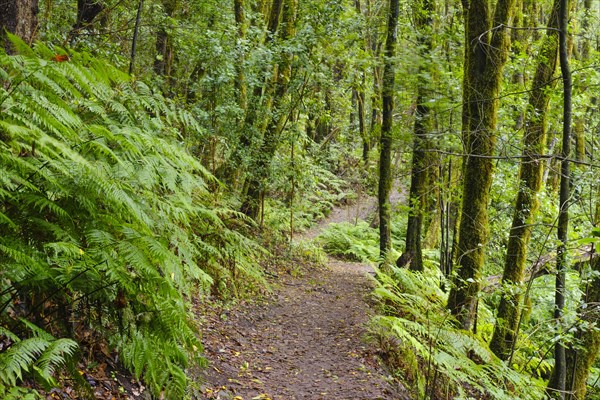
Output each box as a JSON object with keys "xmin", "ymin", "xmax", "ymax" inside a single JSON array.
[
  {"xmin": 0, "ymin": 36, "xmax": 266, "ymax": 398},
  {"xmin": 317, "ymin": 219, "xmax": 404, "ymax": 262},
  {"xmin": 371, "ymin": 265, "xmax": 546, "ymax": 399}
]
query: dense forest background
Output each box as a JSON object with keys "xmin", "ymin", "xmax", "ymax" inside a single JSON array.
[{"xmin": 1, "ymin": 0, "xmax": 600, "ymax": 398}]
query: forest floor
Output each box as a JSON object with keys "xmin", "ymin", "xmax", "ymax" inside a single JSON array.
[{"xmin": 198, "ymin": 189, "xmax": 409, "ymax": 400}]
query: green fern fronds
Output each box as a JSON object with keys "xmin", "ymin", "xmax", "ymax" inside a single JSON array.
[
  {"xmin": 0, "ymin": 324, "xmax": 77, "ymax": 388},
  {"xmin": 372, "ymin": 267, "xmax": 546, "ymax": 399},
  {"xmin": 0, "ymin": 37, "xmax": 267, "ymax": 397}
]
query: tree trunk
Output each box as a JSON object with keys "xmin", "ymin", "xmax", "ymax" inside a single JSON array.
[
  {"xmin": 490, "ymin": 0, "xmax": 560, "ymax": 360},
  {"xmin": 447, "ymin": 0, "xmax": 515, "ymax": 330},
  {"xmin": 547, "ymin": 0, "xmax": 572, "ymax": 397},
  {"xmin": 234, "ymin": 0, "xmax": 248, "ymax": 113},
  {"xmin": 75, "ymin": 0, "xmax": 104, "ymax": 29},
  {"xmin": 370, "ymin": 40, "xmax": 383, "ymax": 156},
  {"xmin": 241, "ymin": 0, "xmax": 296, "ymax": 220},
  {"xmin": 565, "ymin": 256, "xmax": 600, "ymax": 400},
  {"xmin": 0, "ymin": 0, "xmax": 39, "ymax": 53},
  {"xmin": 154, "ymin": 0, "xmax": 178, "ymax": 78},
  {"xmin": 377, "ymin": 0, "xmax": 399, "ymax": 259},
  {"xmin": 396, "ymin": 0, "xmax": 433, "ymax": 272},
  {"xmin": 353, "ymin": 0, "xmax": 369, "ymax": 165},
  {"xmin": 128, "ymin": 0, "xmax": 144, "ymax": 75},
  {"xmin": 357, "ymin": 87, "xmax": 368, "ymax": 164}
]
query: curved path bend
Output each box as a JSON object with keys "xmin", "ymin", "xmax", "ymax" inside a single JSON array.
[{"xmin": 199, "ymin": 190, "xmax": 408, "ymax": 400}]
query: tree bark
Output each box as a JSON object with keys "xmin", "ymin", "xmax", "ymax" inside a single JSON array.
[
  {"xmin": 565, "ymin": 256, "xmax": 600, "ymax": 400},
  {"xmin": 547, "ymin": 0, "xmax": 572, "ymax": 397},
  {"xmin": 154, "ymin": 0, "xmax": 178, "ymax": 78},
  {"xmin": 75, "ymin": 0, "xmax": 104, "ymax": 29},
  {"xmin": 490, "ymin": 0, "xmax": 560, "ymax": 360},
  {"xmin": 241, "ymin": 0, "xmax": 297, "ymax": 220},
  {"xmin": 377, "ymin": 0, "xmax": 399, "ymax": 259},
  {"xmin": 447, "ymin": 0, "xmax": 516, "ymax": 330},
  {"xmin": 0, "ymin": 0, "xmax": 39, "ymax": 53},
  {"xmin": 396, "ymin": 0, "xmax": 433, "ymax": 272}
]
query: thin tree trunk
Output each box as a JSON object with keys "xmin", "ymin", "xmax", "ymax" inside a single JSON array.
[
  {"xmin": 357, "ymin": 87, "xmax": 368, "ymax": 164},
  {"xmin": 0, "ymin": 0, "xmax": 39, "ymax": 53},
  {"xmin": 129, "ymin": 0, "xmax": 144, "ymax": 75},
  {"xmin": 378, "ymin": 0, "xmax": 399, "ymax": 259},
  {"xmin": 447, "ymin": 0, "xmax": 516, "ymax": 330},
  {"xmin": 396, "ymin": 0, "xmax": 433, "ymax": 272},
  {"xmin": 547, "ymin": 0, "xmax": 572, "ymax": 397},
  {"xmin": 490, "ymin": 0, "xmax": 560, "ymax": 360},
  {"xmin": 353, "ymin": 0, "xmax": 369, "ymax": 165},
  {"xmin": 154, "ymin": 0, "xmax": 177, "ymax": 78},
  {"xmin": 370, "ymin": 40, "xmax": 383, "ymax": 155},
  {"xmin": 234, "ymin": 0, "xmax": 248, "ymax": 115}
]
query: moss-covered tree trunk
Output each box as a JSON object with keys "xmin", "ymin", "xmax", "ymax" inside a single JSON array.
[
  {"xmin": 447, "ymin": 0, "xmax": 515, "ymax": 330},
  {"xmin": 396, "ymin": 0, "xmax": 433, "ymax": 272},
  {"xmin": 377, "ymin": 0, "xmax": 399, "ymax": 259},
  {"xmin": 489, "ymin": 0, "xmax": 560, "ymax": 360},
  {"xmin": 565, "ymin": 256, "xmax": 600, "ymax": 399},
  {"xmin": 241, "ymin": 0, "xmax": 297, "ymax": 220},
  {"xmin": 0, "ymin": 0, "xmax": 39, "ymax": 53},
  {"xmin": 547, "ymin": 0, "xmax": 572, "ymax": 396}
]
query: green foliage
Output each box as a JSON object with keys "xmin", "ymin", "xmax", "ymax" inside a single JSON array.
[
  {"xmin": 372, "ymin": 266, "xmax": 546, "ymax": 399},
  {"xmin": 269, "ymin": 142, "xmax": 352, "ymax": 227},
  {"xmin": 0, "ymin": 36, "xmax": 265, "ymax": 397},
  {"xmin": 318, "ymin": 221, "xmax": 381, "ymax": 262},
  {"xmin": 0, "ymin": 323, "xmax": 76, "ymax": 395},
  {"xmin": 289, "ymin": 240, "xmax": 327, "ymax": 266},
  {"xmin": 318, "ymin": 215, "xmax": 405, "ymax": 262}
]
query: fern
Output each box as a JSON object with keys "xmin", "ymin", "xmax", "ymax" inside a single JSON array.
[
  {"xmin": 0, "ymin": 324, "xmax": 76, "ymax": 388},
  {"xmin": 372, "ymin": 266, "xmax": 546, "ymax": 399},
  {"xmin": 0, "ymin": 37, "xmax": 267, "ymax": 397},
  {"xmin": 318, "ymin": 221, "xmax": 383, "ymax": 262}
]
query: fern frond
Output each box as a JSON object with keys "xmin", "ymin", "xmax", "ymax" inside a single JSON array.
[
  {"xmin": 0, "ymin": 41, "xmax": 270, "ymax": 397},
  {"xmin": 35, "ymin": 339, "xmax": 78, "ymax": 380},
  {"xmin": 0, "ymin": 337, "xmax": 49, "ymax": 386},
  {"xmin": 372, "ymin": 268, "xmax": 546, "ymax": 399}
]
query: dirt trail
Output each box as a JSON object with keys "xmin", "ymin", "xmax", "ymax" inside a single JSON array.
[{"xmin": 199, "ymin": 190, "xmax": 407, "ymax": 400}]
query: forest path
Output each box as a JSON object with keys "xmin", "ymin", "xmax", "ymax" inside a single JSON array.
[{"xmin": 199, "ymin": 189, "xmax": 406, "ymax": 400}]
